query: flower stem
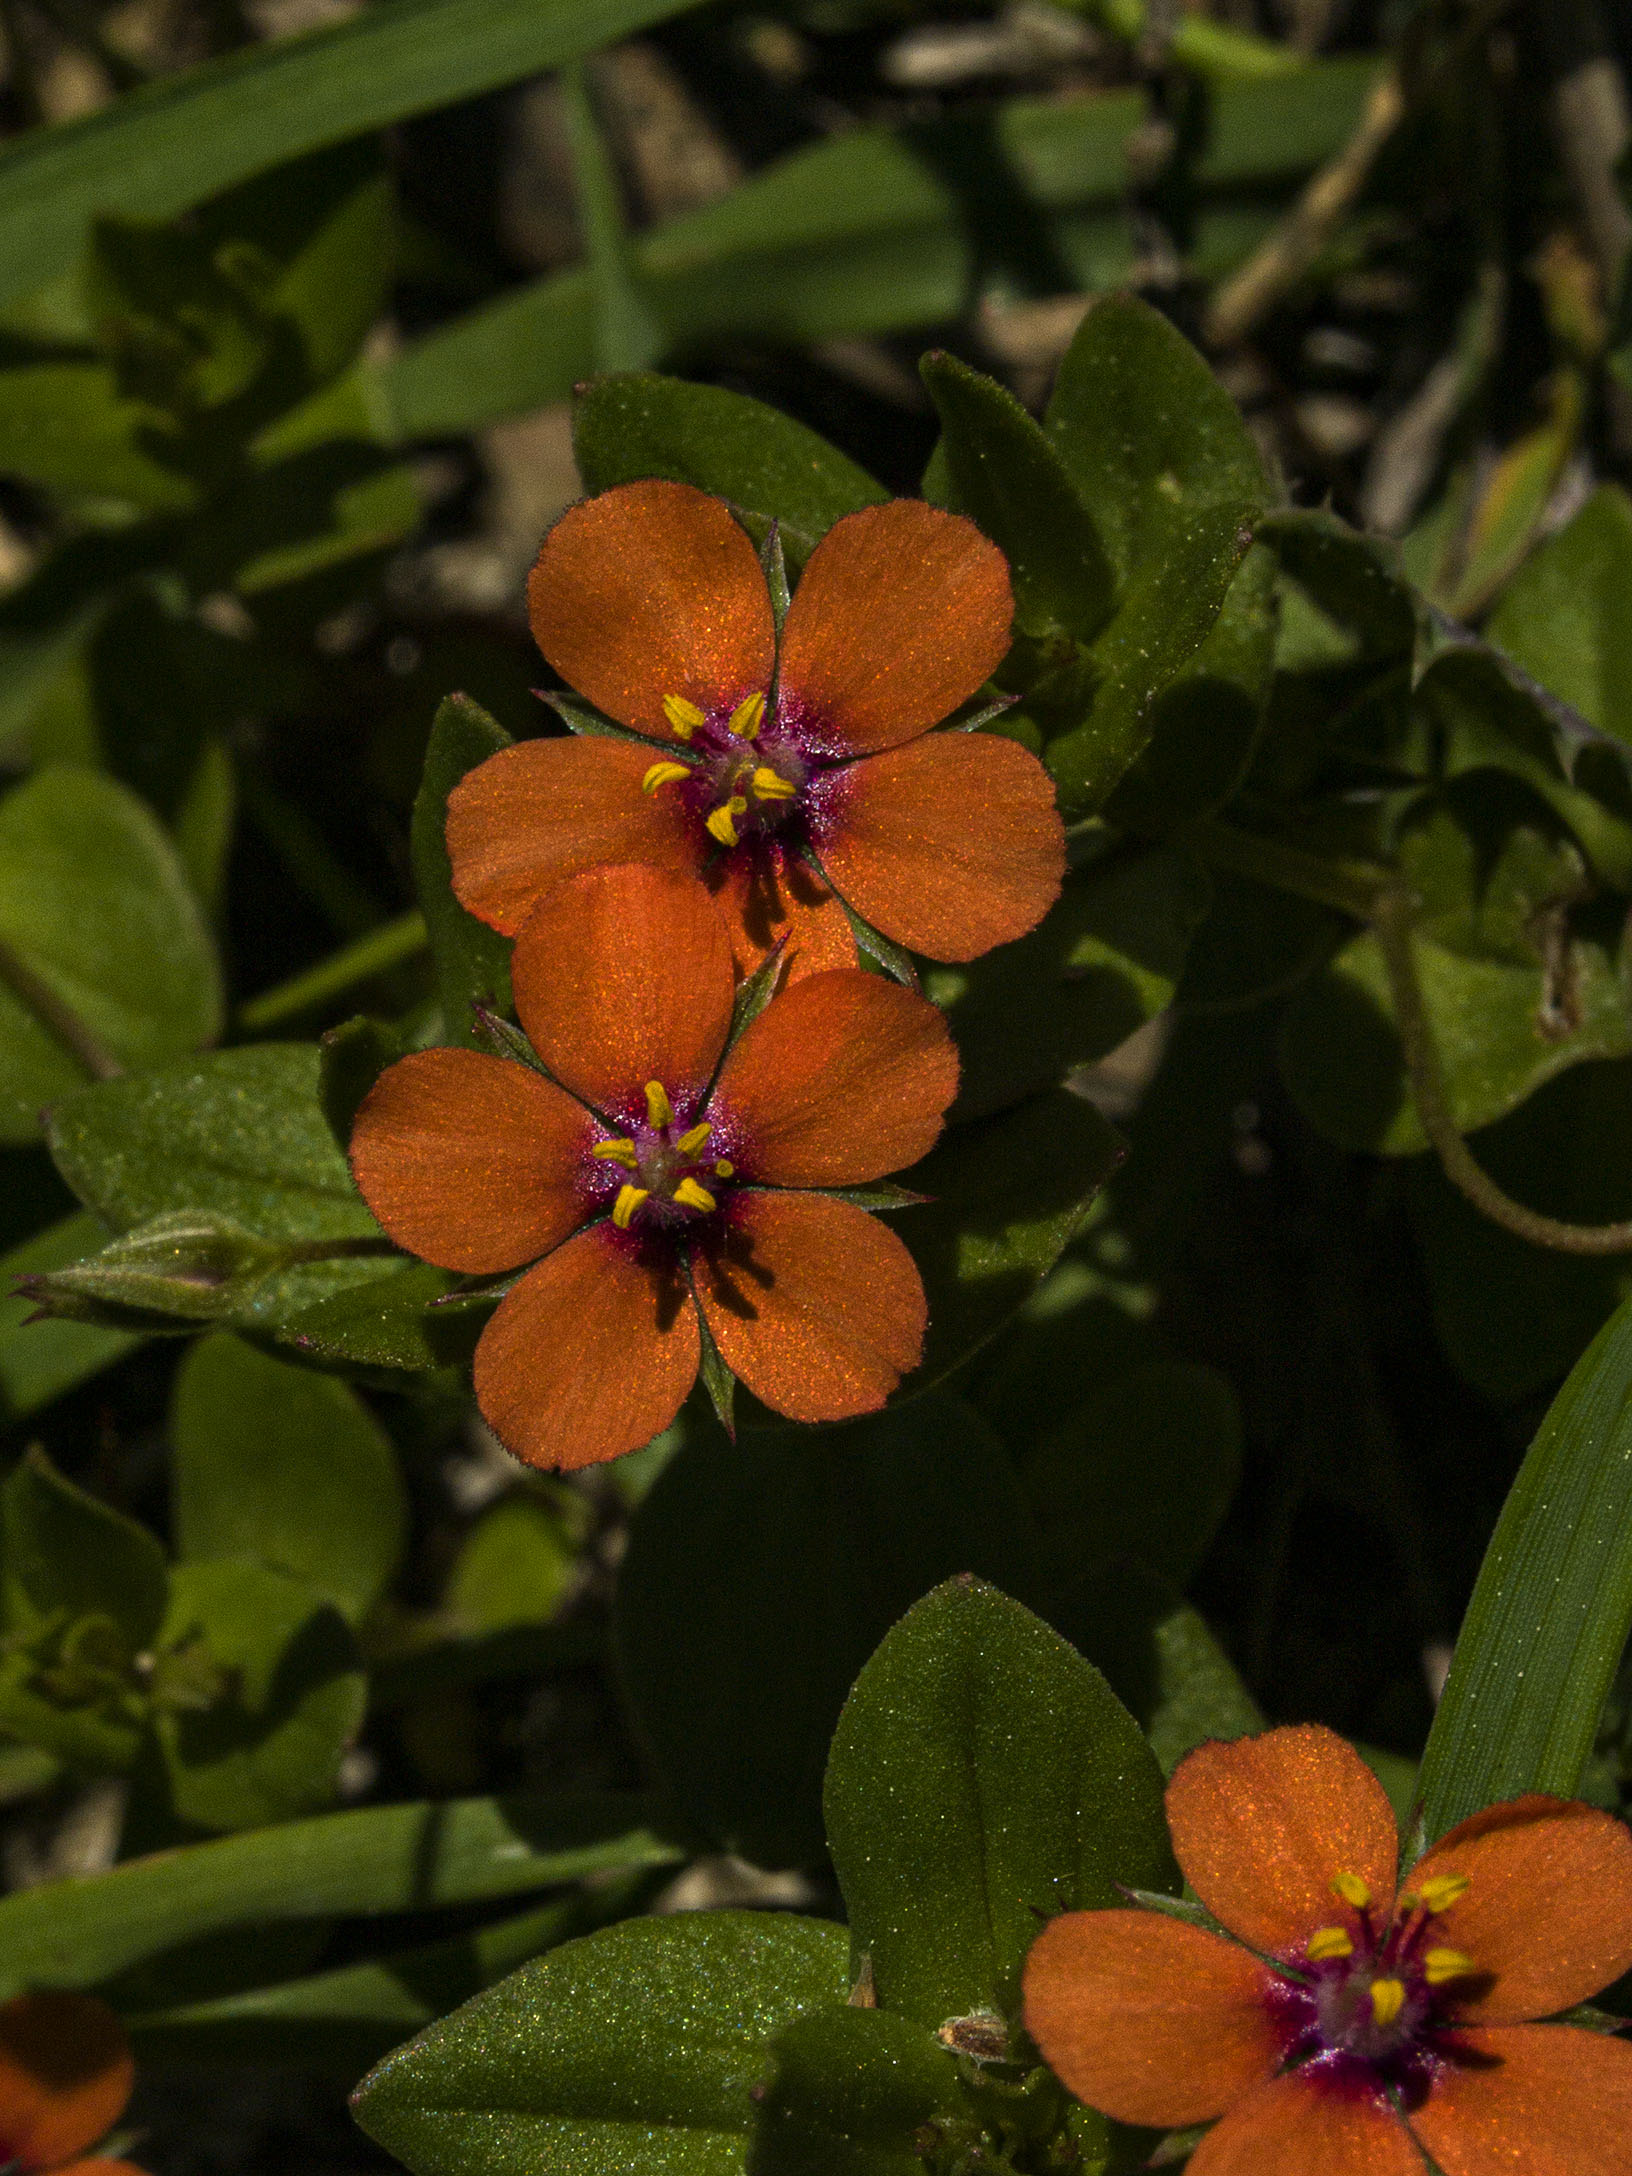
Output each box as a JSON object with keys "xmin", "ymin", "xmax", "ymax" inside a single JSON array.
[
  {"xmin": 1371, "ymin": 887, "xmax": 1632, "ymax": 1256},
  {"xmin": 237, "ymin": 910, "xmax": 428, "ymax": 1033}
]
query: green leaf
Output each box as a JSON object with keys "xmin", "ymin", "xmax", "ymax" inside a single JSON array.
[
  {"xmin": 0, "ymin": 364, "xmax": 196, "ymax": 508},
  {"xmin": 445, "ymin": 1492, "xmax": 582, "ymax": 1633},
  {"xmin": 823, "ymin": 1578, "xmax": 1174, "ymax": 2026},
  {"xmin": 0, "ymin": 765, "xmax": 222, "ymax": 1142},
  {"xmin": 573, "ymin": 374, "xmax": 886, "ymax": 542},
  {"xmin": 1278, "ymin": 919, "xmax": 1632, "ymax": 1155},
  {"xmin": 0, "ymin": 0, "xmax": 710, "ymax": 316},
  {"xmin": 614, "ymin": 1396, "xmax": 1042, "ymax": 1868},
  {"xmin": 318, "ymin": 1015, "xmax": 407, "ymax": 1149},
  {"xmin": 1021, "ymin": 1361, "xmax": 1242, "ymax": 1591},
  {"xmin": 1044, "ymin": 294, "xmax": 1268, "ymax": 584},
  {"xmin": 2, "ymin": 1443, "xmax": 167, "ymax": 1642},
  {"xmin": 924, "ymin": 846, "xmax": 1210, "ymax": 1121},
  {"xmin": 125, "ymin": 1879, "xmax": 656, "ymax": 2072},
  {"xmin": 747, "ymin": 2009, "xmax": 965, "ymax": 2176},
  {"xmin": 275, "ymin": 1262, "xmax": 474, "ymax": 1371},
  {"xmin": 901, "ymin": 1086, "xmax": 1124, "ymax": 1389},
  {"xmin": 0, "ymin": 1446, "xmax": 168, "ymax": 1771},
  {"xmin": 921, "ymin": 350, "xmax": 1114, "ymax": 643},
  {"xmin": 1416, "ymin": 1292, "xmax": 1632, "ymax": 1841},
  {"xmin": 45, "ymin": 1045, "xmax": 388, "ymax": 1326},
  {"xmin": 170, "ymin": 1331, "xmax": 407, "ymax": 1623},
  {"xmin": 0, "ymin": 1788, "xmax": 680, "ymax": 1997},
  {"xmin": 414, "ymin": 695, "xmax": 514, "ymax": 1048},
  {"xmin": 562, "ymin": 64, "xmax": 665, "ymax": 374},
  {"xmin": 1485, "ymin": 483, "xmax": 1632, "ymax": 748},
  {"xmin": 1043, "ymin": 501, "xmax": 1257, "ymax": 818},
  {"xmin": 148, "ymin": 1558, "xmax": 365, "ymax": 1831},
  {"xmin": 352, "ymin": 1911, "xmax": 850, "ymax": 2176},
  {"xmin": 0, "ymin": 1210, "xmax": 140, "ymax": 1419}
]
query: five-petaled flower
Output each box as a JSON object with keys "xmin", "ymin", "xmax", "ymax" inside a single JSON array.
[
  {"xmin": 0, "ymin": 1992, "xmax": 145, "ymax": 2176},
  {"xmin": 444, "ymin": 480, "xmax": 1065, "ymax": 978},
  {"xmin": 349, "ymin": 861, "xmax": 958, "ymax": 1469},
  {"xmin": 1023, "ymin": 1724, "xmax": 1632, "ymax": 2176}
]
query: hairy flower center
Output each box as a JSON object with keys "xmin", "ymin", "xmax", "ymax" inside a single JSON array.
[
  {"xmin": 643, "ymin": 689, "xmax": 808, "ymax": 850},
  {"xmin": 1270, "ymin": 1867, "xmax": 1477, "ymax": 2101},
  {"xmin": 591, "ymin": 1078, "xmax": 734, "ymax": 1234}
]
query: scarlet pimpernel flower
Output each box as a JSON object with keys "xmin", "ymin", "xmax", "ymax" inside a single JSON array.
[
  {"xmin": 1023, "ymin": 1724, "xmax": 1632, "ymax": 2176},
  {"xmin": 0, "ymin": 1992, "xmax": 144, "ymax": 2176},
  {"xmin": 349, "ymin": 861, "xmax": 957, "ymax": 1468},
  {"xmin": 444, "ymin": 480, "xmax": 1065, "ymax": 976}
]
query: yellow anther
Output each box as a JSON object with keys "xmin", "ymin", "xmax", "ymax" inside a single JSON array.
[
  {"xmin": 751, "ymin": 766, "xmax": 797, "ymax": 801},
  {"xmin": 1416, "ymin": 1873, "xmax": 1470, "ymax": 1915},
  {"xmin": 1306, "ymin": 1926, "xmax": 1354, "ymax": 1962},
  {"xmin": 676, "ymin": 1123, "xmax": 712, "ymax": 1156},
  {"xmin": 643, "ymin": 760, "xmax": 691, "ymax": 795},
  {"xmin": 663, "ymin": 694, "xmax": 705, "ymax": 740},
  {"xmin": 644, "ymin": 1081, "xmax": 673, "ymax": 1128},
  {"xmin": 1331, "ymin": 1873, "xmax": 1372, "ymax": 1910},
  {"xmin": 714, "ymin": 1159, "xmax": 734, "ymax": 1178},
  {"xmin": 1423, "ymin": 1948, "xmax": 1475, "ymax": 1986},
  {"xmin": 592, "ymin": 1138, "xmax": 638, "ymax": 1166},
  {"xmin": 705, "ymin": 795, "xmax": 749, "ymax": 848},
  {"xmin": 727, "ymin": 692, "xmax": 766, "ymax": 739},
  {"xmin": 1368, "ymin": 1978, "xmax": 1406, "ymax": 2028},
  {"xmin": 612, "ymin": 1184, "xmax": 649, "ymax": 1230},
  {"xmin": 673, "ymin": 1178, "xmax": 716, "ymax": 1214}
]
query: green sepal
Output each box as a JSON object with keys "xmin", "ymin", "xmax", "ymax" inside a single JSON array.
[{"xmin": 318, "ymin": 1014, "xmax": 405, "ymax": 1151}]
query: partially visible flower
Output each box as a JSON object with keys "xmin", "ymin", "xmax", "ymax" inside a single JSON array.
[
  {"xmin": 1023, "ymin": 1724, "xmax": 1632, "ymax": 2176},
  {"xmin": 445, "ymin": 480, "xmax": 1064, "ymax": 977},
  {"xmin": 350, "ymin": 861, "xmax": 957, "ymax": 1468},
  {"xmin": 0, "ymin": 1992, "xmax": 144, "ymax": 2176}
]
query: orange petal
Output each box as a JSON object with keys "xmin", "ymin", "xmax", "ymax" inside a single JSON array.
[
  {"xmin": 1412, "ymin": 2024, "xmax": 1632, "ymax": 2176},
  {"xmin": 447, "ymin": 734, "xmax": 700, "ymax": 937},
  {"xmin": 510, "ymin": 864, "xmax": 735, "ymax": 1126},
  {"xmin": 349, "ymin": 1048, "xmax": 594, "ymax": 1274},
  {"xmin": 473, "ymin": 1222, "xmax": 699, "ymax": 1470},
  {"xmin": 1187, "ymin": 2069, "xmax": 1426, "ymax": 2176},
  {"xmin": 1165, "ymin": 1726, "xmax": 1401, "ymax": 1960},
  {"xmin": 0, "ymin": 1994, "xmax": 133, "ymax": 2172},
  {"xmin": 53, "ymin": 2162, "xmax": 151, "ymax": 2176},
  {"xmin": 705, "ymin": 848, "xmax": 857, "ymax": 981},
  {"xmin": 1410, "ymin": 1797, "xmax": 1632, "ymax": 2024},
  {"xmin": 776, "ymin": 501, "xmax": 1012, "ymax": 755},
  {"xmin": 527, "ymin": 481, "xmax": 774, "ymax": 740},
  {"xmin": 711, "ymin": 969, "xmax": 957, "ymax": 1186},
  {"xmin": 696, "ymin": 1189, "xmax": 925, "ymax": 1420},
  {"xmin": 813, "ymin": 730, "xmax": 1064, "ymax": 962},
  {"xmin": 1021, "ymin": 1909, "xmax": 1284, "ymax": 2129}
]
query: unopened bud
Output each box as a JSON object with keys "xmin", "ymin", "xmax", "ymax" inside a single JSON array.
[{"xmin": 18, "ymin": 1213, "xmax": 291, "ymax": 1330}]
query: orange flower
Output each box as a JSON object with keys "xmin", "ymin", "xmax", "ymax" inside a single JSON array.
[
  {"xmin": 0, "ymin": 1992, "xmax": 144, "ymax": 2176},
  {"xmin": 445, "ymin": 480, "xmax": 1065, "ymax": 977},
  {"xmin": 349, "ymin": 861, "xmax": 957, "ymax": 1468},
  {"xmin": 1023, "ymin": 1725, "xmax": 1632, "ymax": 2176}
]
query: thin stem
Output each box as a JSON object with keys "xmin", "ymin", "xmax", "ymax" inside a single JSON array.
[
  {"xmin": 0, "ymin": 932, "xmax": 125, "ymax": 1082},
  {"xmin": 1372, "ymin": 888, "xmax": 1632, "ymax": 1255},
  {"xmin": 1183, "ymin": 817, "xmax": 1392, "ymax": 920},
  {"xmin": 237, "ymin": 910, "xmax": 428, "ymax": 1032}
]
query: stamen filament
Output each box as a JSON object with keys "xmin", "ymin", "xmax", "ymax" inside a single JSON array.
[
  {"xmin": 663, "ymin": 694, "xmax": 705, "ymax": 740},
  {"xmin": 644, "ymin": 1081, "xmax": 673, "ymax": 1128},
  {"xmin": 592, "ymin": 1138, "xmax": 638, "ymax": 1166},
  {"xmin": 751, "ymin": 766, "xmax": 796, "ymax": 801},
  {"xmin": 612, "ymin": 1184, "xmax": 649, "ymax": 1229},
  {"xmin": 727, "ymin": 692, "xmax": 766, "ymax": 739},
  {"xmin": 676, "ymin": 1123, "xmax": 712, "ymax": 1155},
  {"xmin": 1306, "ymin": 1926, "xmax": 1354, "ymax": 1962},
  {"xmin": 643, "ymin": 760, "xmax": 692, "ymax": 795},
  {"xmin": 673, "ymin": 1178, "xmax": 716, "ymax": 1214}
]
